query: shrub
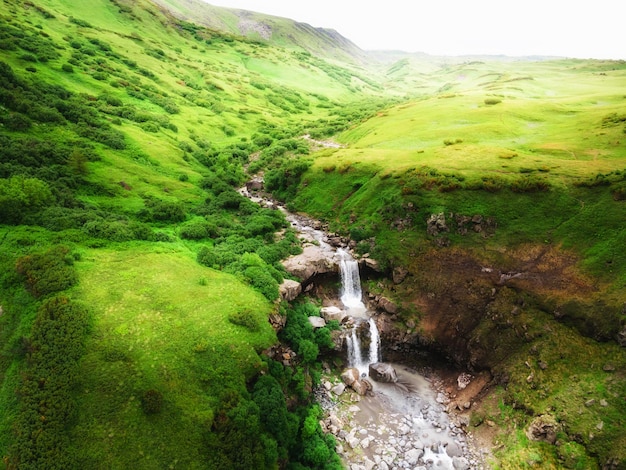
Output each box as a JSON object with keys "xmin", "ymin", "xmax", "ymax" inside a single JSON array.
[
  {"xmin": 15, "ymin": 245, "xmax": 78, "ymax": 297},
  {"xmin": 8, "ymin": 296, "xmax": 90, "ymax": 469},
  {"xmin": 484, "ymin": 97, "xmax": 502, "ymax": 105},
  {"xmin": 228, "ymin": 309, "xmax": 260, "ymax": 331},
  {"xmin": 141, "ymin": 389, "xmax": 164, "ymax": 414},
  {"xmin": 61, "ymin": 63, "xmax": 74, "ymax": 73},
  {"xmin": 147, "ymin": 199, "xmax": 186, "ymax": 222},
  {"xmin": 243, "ymin": 266, "xmax": 279, "ymax": 301},
  {"xmin": 179, "ymin": 219, "xmax": 216, "ymax": 240}
]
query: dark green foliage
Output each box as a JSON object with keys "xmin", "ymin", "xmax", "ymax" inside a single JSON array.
[
  {"xmin": 141, "ymin": 389, "xmax": 164, "ymax": 414},
  {"xmin": 243, "ymin": 266, "xmax": 279, "ymax": 301},
  {"xmin": 280, "ymin": 302, "xmax": 337, "ymax": 363},
  {"xmin": 15, "ymin": 246, "xmax": 78, "ymax": 298},
  {"xmin": 252, "ymin": 375, "xmax": 298, "ymax": 458},
  {"xmin": 265, "ymin": 158, "xmax": 312, "ymax": 201},
  {"xmin": 143, "ymin": 198, "xmax": 186, "ymax": 223},
  {"xmin": 207, "ymin": 397, "xmax": 269, "ymax": 469},
  {"xmin": 0, "ymin": 176, "xmax": 53, "ymax": 224},
  {"xmin": 9, "ymin": 296, "xmax": 90, "ymax": 470},
  {"xmin": 179, "ymin": 219, "xmax": 217, "ymax": 240},
  {"xmin": 228, "ymin": 309, "xmax": 260, "ymax": 331}
]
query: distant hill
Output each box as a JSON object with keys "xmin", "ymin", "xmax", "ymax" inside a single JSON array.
[{"xmin": 152, "ymin": 0, "xmax": 371, "ymax": 64}]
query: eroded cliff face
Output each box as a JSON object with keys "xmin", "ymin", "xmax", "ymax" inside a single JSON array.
[{"xmin": 371, "ymin": 242, "xmax": 623, "ymax": 371}]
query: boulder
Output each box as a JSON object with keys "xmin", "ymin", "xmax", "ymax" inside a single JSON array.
[
  {"xmin": 282, "ymin": 245, "xmax": 337, "ymax": 284},
  {"xmin": 363, "ymin": 257, "xmax": 382, "ymax": 272},
  {"xmin": 392, "ymin": 266, "xmax": 409, "ymax": 284},
  {"xmin": 320, "ymin": 306, "xmax": 345, "ymax": 323},
  {"xmin": 351, "ymin": 378, "xmax": 372, "ymax": 396},
  {"xmin": 331, "ymin": 383, "xmax": 346, "ymax": 396},
  {"xmin": 308, "ymin": 316, "xmax": 326, "ymax": 329},
  {"xmin": 527, "ymin": 414, "xmax": 559, "ymax": 444},
  {"xmin": 368, "ymin": 363, "xmax": 398, "ymax": 383},
  {"xmin": 377, "ymin": 296, "xmax": 398, "ymax": 314},
  {"xmin": 426, "ymin": 212, "xmax": 448, "ymax": 236},
  {"xmin": 279, "ymin": 279, "xmax": 301, "ymax": 301},
  {"xmin": 341, "ymin": 368, "xmax": 360, "ymax": 387}
]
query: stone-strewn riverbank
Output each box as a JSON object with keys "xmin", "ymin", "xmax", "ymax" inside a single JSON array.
[{"xmin": 316, "ymin": 365, "xmax": 490, "ymax": 470}]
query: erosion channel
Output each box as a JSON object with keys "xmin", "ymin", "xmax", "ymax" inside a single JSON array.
[{"xmin": 244, "ymin": 186, "xmax": 489, "ymax": 470}]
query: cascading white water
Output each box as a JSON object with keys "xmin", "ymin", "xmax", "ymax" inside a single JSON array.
[
  {"xmin": 338, "ymin": 248, "xmax": 381, "ymax": 374},
  {"xmin": 346, "ymin": 327, "xmax": 365, "ymax": 374},
  {"xmin": 338, "ymin": 248, "xmax": 365, "ymax": 312},
  {"xmin": 368, "ymin": 317, "xmax": 380, "ymax": 365}
]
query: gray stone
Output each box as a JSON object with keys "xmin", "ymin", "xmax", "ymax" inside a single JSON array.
[
  {"xmin": 369, "ymin": 362, "xmax": 398, "ymax": 383},
  {"xmin": 308, "ymin": 316, "xmax": 326, "ymax": 328},
  {"xmin": 279, "ymin": 279, "xmax": 301, "ymax": 301},
  {"xmin": 452, "ymin": 456, "xmax": 470, "ymax": 470},
  {"xmin": 527, "ymin": 414, "xmax": 559, "ymax": 444},
  {"xmin": 331, "ymin": 383, "xmax": 346, "ymax": 396},
  {"xmin": 320, "ymin": 306, "xmax": 345, "ymax": 323},
  {"xmin": 405, "ymin": 448, "xmax": 422, "ymax": 465}
]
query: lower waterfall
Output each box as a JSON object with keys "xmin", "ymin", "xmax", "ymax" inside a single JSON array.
[{"xmin": 338, "ymin": 248, "xmax": 380, "ymax": 376}]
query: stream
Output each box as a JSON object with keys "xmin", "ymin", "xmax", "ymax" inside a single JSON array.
[{"xmin": 241, "ymin": 186, "xmax": 488, "ymax": 469}]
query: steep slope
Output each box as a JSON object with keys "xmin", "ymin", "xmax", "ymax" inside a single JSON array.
[
  {"xmin": 0, "ymin": 0, "xmax": 387, "ymax": 468},
  {"xmin": 152, "ymin": 0, "xmax": 372, "ymax": 65}
]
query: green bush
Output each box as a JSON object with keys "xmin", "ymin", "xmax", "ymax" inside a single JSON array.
[
  {"xmin": 179, "ymin": 219, "xmax": 216, "ymax": 240},
  {"xmin": 141, "ymin": 389, "xmax": 164, "ymax": 414},
  {"xmin": 243, "ymin": 266, "xmax": 279, "ymax": 301},
  {"xmin": 15, "ymin": 245, "xmax": 78, "ymax": 298},
  {"xmin": 228, "ymin": 309, "xmax": 260, "ymax": 331},
  {"xmin": 9, "ymin": 296, "xmax": 90, "ymax": 469}
]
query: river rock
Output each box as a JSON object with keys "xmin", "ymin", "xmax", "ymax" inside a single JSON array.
[
  {"xmin": 332, "ymin": 383, "xmax": 346, "ymax": 396},
  {"xmin": 282, "ymin": 245, "xmax": 337, "ymax": 283},
  {"xmin": 279, "ymin": 279, "xmax": 301, "ymax": 301},
  {"xmin": 309, "ymin": 316, "xmax": 326, "ymax": 328},
  {"xmin": 369, "ymin": 363, "xmax": 398, "ymax": 383},
  {"xmin": 320, "ymin": 306, "xmax": 345, "ymax": 322},
  {"xmin": 341, "ymin": 368, "xmax": 360, "ymax": 387}
]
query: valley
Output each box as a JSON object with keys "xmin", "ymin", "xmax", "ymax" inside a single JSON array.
[{"xmin": 0, "ymin": 0, "xmax": 625, "ymax": 469}]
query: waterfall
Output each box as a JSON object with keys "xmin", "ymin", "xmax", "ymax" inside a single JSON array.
[
  {"xmin": 346, "ymin": 327, "xmax": 365, "ymax": 374},
  {"xmin": 368, "ymin": 317, "xmax": 380, "ymax": 364},
  {"xmin": 338, "ymin": 249, "xmax": 365, "ymax": 312},
  {"xmin": 338, "ymin": 248, "xmax": 381, "ymax": 374}
]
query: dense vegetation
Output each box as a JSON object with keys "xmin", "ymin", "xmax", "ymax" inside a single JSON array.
[{"xmin": 0, "ymin": 0, "xmax": 625, "ymax": 468}]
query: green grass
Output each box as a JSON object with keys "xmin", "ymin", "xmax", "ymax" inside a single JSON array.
[{"xmin": 69, "ymin": 245, "xmax": 276, "ymax": 468}]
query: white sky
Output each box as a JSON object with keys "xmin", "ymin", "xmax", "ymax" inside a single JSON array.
[{"xmin": 203, "ymin": 0, "xmax": 625, "ymax": 60}]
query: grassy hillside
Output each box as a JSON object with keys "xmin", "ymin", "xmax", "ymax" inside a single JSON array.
[{"xmin": 0, "ymin": 0, "xmax": 383, "ymax": 468}]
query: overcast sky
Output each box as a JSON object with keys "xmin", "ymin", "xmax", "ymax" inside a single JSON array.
[{"xmin": 204, "ymin": 0, "xmax": 624, "ymax": 59}]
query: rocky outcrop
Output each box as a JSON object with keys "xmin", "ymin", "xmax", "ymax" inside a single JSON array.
[{"xmin": 282, "ymin": 245, "xmax": 337, "ymax": 285}]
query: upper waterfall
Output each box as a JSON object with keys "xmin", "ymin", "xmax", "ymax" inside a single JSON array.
[{"xmin": 337, "ymin": 248, "xmax": 366, "ymax": 315}]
